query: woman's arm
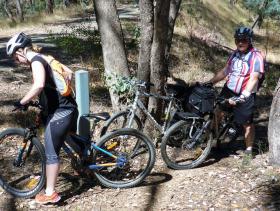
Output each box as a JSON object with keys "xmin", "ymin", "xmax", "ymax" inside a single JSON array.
[{"xmin": 20, "ymin": 61, "xmax": 46, "ymax": 105}]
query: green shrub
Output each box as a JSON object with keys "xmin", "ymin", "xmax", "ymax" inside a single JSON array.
[{"xmin": 48, "ymin": 24, "xmax": 102, "ymax": 59}]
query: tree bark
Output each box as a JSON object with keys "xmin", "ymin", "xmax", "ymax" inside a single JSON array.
[
  {"xmin": 15, "ymin": 0, "xmax": 24, "ymax": 22},
  {"xmin": 149, "ymin": 0, "xmax": 171, "ymax": 121},
  {"xmin": 94, "ymin": 0, "xmax": 129, "ymax": 110},
  {"xmin": 268, "ymin": 79, "xmax": 280, "ymax": 166},
  {"xmin": 137, "ymin": 0, "xmax": 154, "ymax": 122},
  {"xmin": 164, "ymin": 0, "xmax": 182, "ymax": 75},
  {"xmin": 46, "ymin": 0, "xmax": 54, "ymax": 14},
  {"xmin": 3, "ymin": 0, "xmax": 16, "ymax": 23},
  {"xmin": 137, "ymin": 0, "xmax": 154, "ymax": 83}
]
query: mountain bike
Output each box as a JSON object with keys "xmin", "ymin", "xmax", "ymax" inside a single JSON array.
[
  {"xmin": 0, "ymin": 102, "xmax": 156, "ymax": 198},
  {"xmin": 100, "ymin": 81, "xmax": 183, "ymax": 145},
  {"xmin": 160, "ymin": 97, "xmax": 237, "ymax": 170}
]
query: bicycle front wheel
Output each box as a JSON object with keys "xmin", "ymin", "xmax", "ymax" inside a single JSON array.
[
  {"xmin": 100, "ymin": 111, "xmax": 142, "ymax": 136},
  {"xmin": 93, "ymin": 128, "xmax": 155, "ymax": 188},
  {"xmin": 161, "ymin": 120, "xmax": 213, "ymax": 170},
  {"xmin": 0, "ymin": 128, "xmax": 46, "ymax": 198}
]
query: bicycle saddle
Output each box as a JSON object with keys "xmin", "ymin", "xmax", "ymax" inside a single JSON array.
[{"xmin": 174, "ymin": 111, "xmax": 201, "ymax": 120}]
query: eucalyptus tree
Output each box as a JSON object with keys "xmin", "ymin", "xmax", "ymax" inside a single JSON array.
[
  {"xmin": 46, "ymin": 0, "xmax": 54, "ymax": 14},
  {"xmin": 244, "ymin": 0, "xmax": 280, "ymax": 166},
  {"xmin": 15, "ymin": 0, "xmax": 24, "ymax": 22},
  {"xmin": 94, "ymin": 0, "xmax": 130, "ymax": 110}
]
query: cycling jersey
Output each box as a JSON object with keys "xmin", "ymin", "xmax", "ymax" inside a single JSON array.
[{"xmin": 224, "ymin": 48, "xmax": 264, "ymax": 94}]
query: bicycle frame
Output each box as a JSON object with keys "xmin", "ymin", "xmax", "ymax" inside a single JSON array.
[
  {"xmin": 127, "ymin": 87, "xmax": 176, "ymax": 134},
  {"xmin": 63, "ymin": 132, "xmax": 122, "ymax": 171}
]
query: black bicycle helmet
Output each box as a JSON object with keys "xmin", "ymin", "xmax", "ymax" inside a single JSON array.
[
  {"xmin": 6, "ymin": 32, "xmax": 32, "ymax": 56},
  {"xmin": 234, "ymin": 27, "xmax": 253, "ymax": 43}
]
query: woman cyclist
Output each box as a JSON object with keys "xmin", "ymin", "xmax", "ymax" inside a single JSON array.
[{"xmin": 6, "ymin": 32, "xmax": 78, "ymax": 204}]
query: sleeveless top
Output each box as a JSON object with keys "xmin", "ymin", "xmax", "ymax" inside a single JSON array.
[{"xmin": 31, "ymin": 55, "xmax": 77, "ymax": 116}]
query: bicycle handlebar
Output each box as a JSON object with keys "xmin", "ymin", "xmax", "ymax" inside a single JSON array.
[
  {"xmin": 216, "ymin": 97, "xmax": 228, "ymax": 106},
  {"xmin": 12, "ymin": 101, "xmax": 43, "ymax": 112},
  {"xmin": 136, "ymin": 80, "xmax": 154, "ymax": 88}
]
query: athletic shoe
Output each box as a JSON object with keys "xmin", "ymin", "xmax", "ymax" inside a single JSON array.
[{"xmin": 35, "ymin": 191, "xmax": 61, "ymax": 204}]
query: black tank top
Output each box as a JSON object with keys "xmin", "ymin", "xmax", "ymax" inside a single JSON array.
[{"xmin": 31, "ymin": 55, "xmax": 77, "ymax": 116}]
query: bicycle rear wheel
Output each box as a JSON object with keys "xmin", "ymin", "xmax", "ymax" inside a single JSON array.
[
  {"xmin": 0, "ymin": 128, "xmax": 46, "ymax": 198},
  {"xmin": 100, "ymin": 111, "xmax": 142, "ymax": 136},
  {"xmin": 161, "ymin": 120, "xmax": 213, "ymax": 169},
  {"xmin": 93, "ymin": 128, "xmax": 155, "ymax": 188}
]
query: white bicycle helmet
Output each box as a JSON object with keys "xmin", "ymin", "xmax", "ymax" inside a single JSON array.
[{"xmin": 6, "ymin": 32, "xmax": 32, "ymax": 56}]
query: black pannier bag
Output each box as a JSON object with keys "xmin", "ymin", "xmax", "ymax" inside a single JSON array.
[{"xmin": 187, "ymin": 84, "xmax": 216, "ymax": 115}]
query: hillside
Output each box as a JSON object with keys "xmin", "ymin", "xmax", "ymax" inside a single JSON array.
[{"xmin": 171, "ymin": 0, "xmax": 280, "ymax": 92}]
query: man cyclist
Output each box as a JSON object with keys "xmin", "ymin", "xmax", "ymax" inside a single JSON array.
[{"xmin": 206, "ymin": 26, "xmax": 265, "ymax": 156}]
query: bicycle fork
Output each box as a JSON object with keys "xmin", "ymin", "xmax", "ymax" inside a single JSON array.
[
  {"xmin": 14, "ymin": 130, "xmax": 34, "ymax": 167},
  {"xmin": 185, "ymin": 119, "xmax": 212, "ymax": 149}
]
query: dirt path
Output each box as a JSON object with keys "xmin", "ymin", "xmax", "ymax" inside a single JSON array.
[{"xmin": 1, "ymin": 5, "xmax": 280, "ymax": 211}]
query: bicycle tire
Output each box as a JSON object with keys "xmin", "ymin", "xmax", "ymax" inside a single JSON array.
[
  {"xmin": 100, "ymin": 110, "xmax": 142, "ymax": 137},
  {"xmin": 0, "ymin": 128, "xmax": 46, "ymax": 198},
  {"xmin": 161, "ymin": 120, "xmax": 213, "ymax": 170},
  {"xmin": 93, "ymin": 128, "xmax": 155, "ymax": 188}
]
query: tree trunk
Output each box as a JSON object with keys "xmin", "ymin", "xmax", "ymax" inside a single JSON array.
[
  {"xmin": 251, "ymin": 0, "xmax": 268, "ymax": 29},
  {"xmin": 268, "ymin": 79, "xmax": 280, "ymax": 166},
  {"xmin": 15, "ymin": 0, "xmax": 24, "ymax": 22},
  {"xmin": 137, "ymin": 0, "xmax": 154, "ymax": 122},
  {"xmin": 164, "ymin": 0, "xmax": 182, "ymax": 75},
  {"xmin": 149, "ymin": 0, "xmax": 171, "ymax": 121},
  {"xmin": 3, "ymin": 0, "xmax": 16, "ymax": 23},
  {"xmin": 63, "ymin": 0, "xmax": 78, "ymax": 7},
  {"xmin": 137, "ymin": 0, "xmax": 153, "ymax": 83},
  {"xmin": 94, "ymin": 0, "xmax": 129, "ymax": 110},
  {"xmin": 63, "ymin": 0, "xmax": 70, "ymax": 7},
  {"xmin": 46, "ymin": 0, "xmax": 54, "ymax": 14}
]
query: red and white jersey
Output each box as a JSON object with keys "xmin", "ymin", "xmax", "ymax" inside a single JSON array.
[{"xmin": 224, "ymin": 48, "xmax": 265, "ymax": 94}]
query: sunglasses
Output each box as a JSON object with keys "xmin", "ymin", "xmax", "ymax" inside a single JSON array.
[{"xmin": 13, "ymin": 52, "xmax": 24, "ymax": 61}]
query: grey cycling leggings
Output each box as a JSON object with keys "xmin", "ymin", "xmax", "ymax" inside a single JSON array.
[{"xmin": 44, "ymin": 108, "xmax": 78, "ymax": 165}]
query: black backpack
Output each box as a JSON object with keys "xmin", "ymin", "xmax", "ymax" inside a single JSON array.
[{"xmin": 187, "ymin": 84, "xmax": 216, "ymax": 115}]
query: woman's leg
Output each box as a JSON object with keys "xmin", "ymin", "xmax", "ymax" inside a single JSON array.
[{"xmin": 36, "ymin": 109, "xmax": 76, "ymax": 203}]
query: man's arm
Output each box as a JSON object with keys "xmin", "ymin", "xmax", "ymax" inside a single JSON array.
[
  {"xmin": 229, "ymin": 72, "xmax": 260, "ymax": 105},
  {"xmin": 209, "ymin": 67, "xmax": 227, "ymax": 84},
  {"xmin": 243, "ymin": 72, "xmax": 260, "ymax": 95}
]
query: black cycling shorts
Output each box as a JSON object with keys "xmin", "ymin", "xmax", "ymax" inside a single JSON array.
[
  {"xmin": 44, "ymin": 108, "xmax": 78, "ymax": 165},
  {"xmin": 219, "ymin": 85, "xmax": 255, "ymax": 125}
]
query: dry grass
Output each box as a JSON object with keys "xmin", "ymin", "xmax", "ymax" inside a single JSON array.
[
  {"xmin": 0, "ymin": 5, "xmax": 90, "ymax": 37},
  {"xmin": 170, "ymin": 0, "xmax": 280, "ymax": 89}
]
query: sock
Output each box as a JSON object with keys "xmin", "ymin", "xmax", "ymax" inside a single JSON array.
[
  {"xmin": 246, "ymin": 146, "xmax": 252, "ymax": 151},
  {"xmin": 45, "ymin": 188, "xmax": 54, "ymax": 196}
]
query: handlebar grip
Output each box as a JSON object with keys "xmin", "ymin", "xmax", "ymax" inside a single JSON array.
[{"xmin": 216, "ymin": 97, "xmax": 227, "ymax": 105}]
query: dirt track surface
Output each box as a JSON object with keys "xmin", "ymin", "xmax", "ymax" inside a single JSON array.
[{"xmin": 1, "ymin": 5, "xmax": 280, "ymax": 211}]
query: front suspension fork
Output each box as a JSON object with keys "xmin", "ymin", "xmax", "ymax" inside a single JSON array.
[{"xmin": 13, "ymin": 130, "xmax": 34, "ymax": 167}]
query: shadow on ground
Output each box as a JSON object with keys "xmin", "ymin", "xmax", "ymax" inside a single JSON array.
[{"xmin": 0, "ymin": 195, "xmax": 16, "ymax": 211}]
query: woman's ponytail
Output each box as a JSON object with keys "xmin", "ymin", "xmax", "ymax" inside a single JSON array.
[{"xmin": 31, "ymin": 44, "xmax": 42, "ymax": 53}]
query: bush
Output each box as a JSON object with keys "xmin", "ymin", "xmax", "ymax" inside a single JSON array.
[{"xmin": 48, "ymin": 23, "xmax": 102, "ymax": 59}]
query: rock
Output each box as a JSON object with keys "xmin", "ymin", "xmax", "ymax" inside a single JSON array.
[{"xmin": 28, "ymin": 201, "xmax": 37, "ymax": 210}]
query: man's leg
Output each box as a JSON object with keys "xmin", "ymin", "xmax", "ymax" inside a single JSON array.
[{"xmin": 243, "ymin": 123, "xmax": 255, "ymax": 153}]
